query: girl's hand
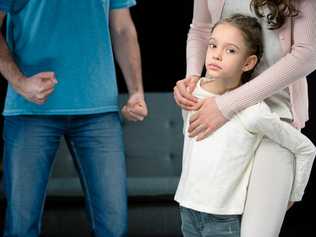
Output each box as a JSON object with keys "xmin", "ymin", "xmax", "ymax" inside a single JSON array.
[
  {"xmin": 188, "ymin": 97, "xmax": 228, "ymax": 141},
  {"xmin": 287, "ymin": 201, "xmax": 295, "ymax": 210},
  {"xmin": 121, "ymin": 92, "xmax": 148, "ymax": 121},
  {"xmin": 173, "ymin": 75, "xmax": 200, "ymax": 110}
]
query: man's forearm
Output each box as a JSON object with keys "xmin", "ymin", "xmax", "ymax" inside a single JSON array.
[
  {"xmin": 0, "ymin": 33, "xmax": 24, "ymax": 88},
  {"xmin": 111, "ymin": 24, "xmax": 144, "ymax": 96},
  {"xmin": 0, "ymin": 31, "xmax": 23, "ymax": 93}
]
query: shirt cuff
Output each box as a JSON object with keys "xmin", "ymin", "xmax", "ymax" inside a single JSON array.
[
  {"xmin": 215, "ymin": 93, "xmax": 237, "ymax": 120},
  {"xmin": 289, "ymin": 191, "xmax": 303, "ymax": 202},
  {"xmin": 110, "ymin": 0, "xmax": 136, "ymax": 10}
]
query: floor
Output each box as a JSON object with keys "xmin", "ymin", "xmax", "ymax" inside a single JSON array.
[{"xmin": 0, "ymin": 199, "xmax": 315, "ymax": 237}]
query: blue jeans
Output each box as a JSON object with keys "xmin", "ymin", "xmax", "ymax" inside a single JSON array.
[
  {"xmin": 180, "ymin": 207, "xmax": 241, "ymax": 237},
  {"xmin": 3, "ymin": 112, "xmax": 127, "ymax": 237}
]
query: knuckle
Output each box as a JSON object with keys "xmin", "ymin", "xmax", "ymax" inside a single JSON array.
[{"xmin": 37, "ymin": 86, "xmax": 44, "ymax": 92}]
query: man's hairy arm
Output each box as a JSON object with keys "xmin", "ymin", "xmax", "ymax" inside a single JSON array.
[
  {"xmin": 0, "ymin": 11, "xmax": 57, "ymax": 105},
  {"xmin": 110, "ymin": 9, "xmax": 148, "ymax": 121},
  {"xmin": 0, "ymin": 12, "xmax": 24, "ymax": 87}
]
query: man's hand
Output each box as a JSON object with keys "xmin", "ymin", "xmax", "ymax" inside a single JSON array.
[
  {"xmin": 121, "ymin": 92, "xmax": 148, "ymax": 121},
  {"xmin": 12, "ymin": 72, "xmax": 57, "ymax": 105},
  {"xmin": 188, "ymin": 96, "xmax": 228, "ymax": 141},
  {"xmin": 173, "ymin": 75, "xmax": 200, "ymax": 110}
]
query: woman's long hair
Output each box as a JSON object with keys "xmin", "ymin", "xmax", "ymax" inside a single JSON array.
[{"xmin": 250, "ymin": 0, "xmax": 299, "ymax": 29}]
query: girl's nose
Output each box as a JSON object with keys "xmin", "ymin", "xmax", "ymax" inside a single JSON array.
[
  {"xmin": 212, "ymin": 49, "xmax": 222, "ymax": 61},
  {"xmin": 212, "ymin": 54, "xmax": 221, "ymax": 61}
]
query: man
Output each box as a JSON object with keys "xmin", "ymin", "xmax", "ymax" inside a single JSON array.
[{"xmin": 0, "ymin": 0, "xmax": 147, "ymax": 236}]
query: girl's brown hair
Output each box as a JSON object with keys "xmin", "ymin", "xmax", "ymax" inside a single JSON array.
[
  {"xmin": 251, "ymin": 0, "xmax": 299, "ymax": 29},
  {"xmin": 211, "ymin": 14, "xmax": 264, "ymax": 83}
]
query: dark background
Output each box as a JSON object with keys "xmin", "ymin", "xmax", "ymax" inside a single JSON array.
[{"xmin": 0, "ymin": 0, "xmax": 315, "ymax": 235}]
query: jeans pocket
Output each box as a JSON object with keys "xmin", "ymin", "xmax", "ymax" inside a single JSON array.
[
  {"xmin": 207, "ymin": 214, "xmax": 241, "ymax": 236},
  {"xmin": 211, "ymin": 214, "xmax": 241, "ymax": 222}
]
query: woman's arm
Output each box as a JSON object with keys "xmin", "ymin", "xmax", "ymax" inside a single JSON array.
[
  {"xmin": 216, "ymin": 0, "xmax": 316, "ymax": 119},
  {"xmin": 186, "ymin": 0, "xmax": 212, "ymax": 77},
  {"xmin": 188, "ymin": 0, "xmax": 316, "ymax": 140},
  {"xmin": 173, "ymin": 0, "xmax": 212, "ymax": 112}
]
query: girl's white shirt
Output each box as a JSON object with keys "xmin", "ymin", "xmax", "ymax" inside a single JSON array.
[{"xmin": 175, "ymin": 78, "xmax": 316, "ymax": 215}]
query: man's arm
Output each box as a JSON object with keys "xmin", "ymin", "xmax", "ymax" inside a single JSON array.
[
  {"xmin": 109, "ymin": 8, "xmax": 147, "ymax": 121},
  {"xmin": 0, "ymin": 11, "xmax": 57, "ymax": 104},
  {"xmin": 0, "ymin": 12, "xmax": 23, "ymax": 88}
]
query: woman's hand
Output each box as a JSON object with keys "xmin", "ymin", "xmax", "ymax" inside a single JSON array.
[
  {"xmin": 188, "ymin": 97, "xmax": 228, "ymax": 141},
  {"xmin": 173, "ymin": 75, "xmax": 200, "ymax": 110}
]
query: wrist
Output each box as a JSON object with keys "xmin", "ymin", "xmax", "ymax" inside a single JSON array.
[
  {"xmin": 11, "ymin": 74, "xmax": 26, "ymax": 91},
  {"xmin": 129, "ymin": 90, "xmax": 144, "ymax": 98},
  {"xmin": 215, "ymin": 95, "xmax": 235, "ymax": 120},
  {"xmin": 186, "ymin": 74, "xmax": 200, "ymax": 80}
]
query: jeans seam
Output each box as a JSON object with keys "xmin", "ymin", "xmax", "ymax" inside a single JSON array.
[
  {"xmin": 68, "ymin": 140, "xmax": 96, "ymax": 230},
  {"xmin": 37, "ymin": 151, "xmax": 59, "ymax": 234}
]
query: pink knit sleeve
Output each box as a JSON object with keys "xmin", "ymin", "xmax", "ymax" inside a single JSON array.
[
  {"xmin": 186, "ymin": 0, "xmax": 212, "ymax": 77},
  {"xmin": 215, "ymin": 0, "xmax": 316, "ymax": 119}
]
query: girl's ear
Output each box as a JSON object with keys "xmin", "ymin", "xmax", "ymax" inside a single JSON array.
[{"xmin": 242, "ymin": 55, "xmax": 258, "ymax": 72}]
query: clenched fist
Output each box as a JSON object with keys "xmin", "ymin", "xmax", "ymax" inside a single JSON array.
[
  {"xmin": 121, "ymin": 92, "xmax": 148, "ymax": 121},
  {"xmin": 13, "ymin": 72, "xmax": 57, "ymax": 105}
]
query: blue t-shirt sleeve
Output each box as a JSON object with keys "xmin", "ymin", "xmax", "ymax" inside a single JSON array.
[
  {"xmin": 110, "ymin": 0, "xmax": 136, "ymax": 10},
  {"xmin": 0, "ymin": 0, "xmax": 13, "ymax": 12},
  {"xmin": 0, "ymin": 0, "xmax": 29, "ymax": 13}
]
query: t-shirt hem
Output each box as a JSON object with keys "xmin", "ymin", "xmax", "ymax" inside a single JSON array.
[
  {"xmin": 110, "ymin": 1, "xmax": 136, "ymax": 10},
  {"xmin": 3, "ymin": 106, "xmax": 119, "ymax": 116},
  {"xmin": 175, "ymin": 199, "xmax": 244, "ymax": 215}
]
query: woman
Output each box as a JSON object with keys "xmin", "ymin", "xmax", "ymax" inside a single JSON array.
[{"xmin": 173, "ymin": 0, "xmax": 316, "ymax": 236}]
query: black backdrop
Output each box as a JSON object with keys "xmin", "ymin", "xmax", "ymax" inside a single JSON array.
[{"xmin": 0, "ymin": 0, "xmax": 315, "ymax": 235}]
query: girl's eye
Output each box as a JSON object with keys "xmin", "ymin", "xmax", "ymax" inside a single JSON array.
[
  {"xmin": 209, "ymin": 43, "xmax": 216, "ymax": 48},
  {"xmin": 226, "ymin": 48, "xmax": 236, "ymax": 54}
]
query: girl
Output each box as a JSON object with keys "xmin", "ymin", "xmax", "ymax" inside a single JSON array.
[
  {"xmin": 174, "ymin": 14, "xmax": 316, "ymax": 237},
  {"xmin": 173, "ymin": 1, "xmax": 316, "ymax": 236}
]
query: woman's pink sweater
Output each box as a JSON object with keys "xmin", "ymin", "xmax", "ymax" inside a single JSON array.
[{"xmin": 186, "ymin": 0, "xmax": 316, "ymax": 128}]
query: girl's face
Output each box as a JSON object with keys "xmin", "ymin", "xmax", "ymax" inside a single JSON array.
[{"xmin": 205, "ymin": 23, "xmax": 257, "ymax": 85}]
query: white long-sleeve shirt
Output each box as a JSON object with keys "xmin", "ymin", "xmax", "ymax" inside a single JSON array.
[{"xmin": 174, "ymin": 79, "xmax": 316, "ymax": 215}]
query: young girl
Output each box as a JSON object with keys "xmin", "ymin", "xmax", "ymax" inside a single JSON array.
[{"xmin": 174, "ymin": 14, "xmax": 316, "ymax": 237}]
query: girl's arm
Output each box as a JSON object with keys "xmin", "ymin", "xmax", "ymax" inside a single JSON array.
[
  {"xmin": 240, "ymin": 102, "xmax": 316, "ymax": 201},
  {"xmin": 186, "ymin": 0, "xmax": 212, "ymax": 77},
  {"xmin": 216, "ymin": 0, "xmax": 316, "ymax": 119}
]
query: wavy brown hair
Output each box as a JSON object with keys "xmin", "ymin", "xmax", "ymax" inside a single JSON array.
[{"xmin": 250, "ymin": 0, "xmax": 299, "ymax": 29}]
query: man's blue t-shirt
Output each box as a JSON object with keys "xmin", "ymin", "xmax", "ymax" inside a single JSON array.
[{"xmin": 0, "ymin": 0, "xmax": 136, "ymax": 115}]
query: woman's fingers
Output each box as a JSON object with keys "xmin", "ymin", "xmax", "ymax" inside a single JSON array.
[
  {"xmin": 173, "ymin": 78, "xmax": 199, "ymax": 109},
  {"xmin": 188, "ymin": 97, "xmax": 228, "ymax": 140},
  {"xmin": 174, "ymin": 86, "xmax": 196, "ymax": 108}
]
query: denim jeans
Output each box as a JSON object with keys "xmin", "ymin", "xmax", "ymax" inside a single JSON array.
[
  {"xmin": 3, "ymin": 112, "xmax": 127, "ymax": 237},
  {"xmin": 180, "ymin": 206, "xmax": 241, "ymax": 237}
]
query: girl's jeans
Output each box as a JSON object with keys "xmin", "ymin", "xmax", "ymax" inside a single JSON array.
[{"xmin": 180, "ymin": 206, "xmax": 241, "ymax": 237}]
